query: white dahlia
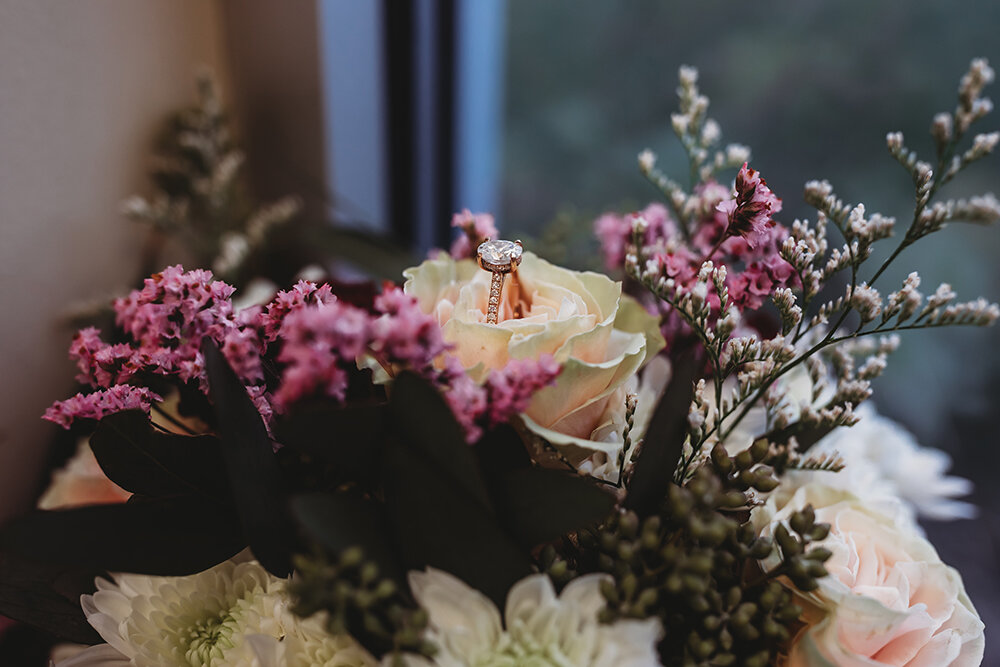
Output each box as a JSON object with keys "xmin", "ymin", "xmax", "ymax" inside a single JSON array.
[
  {"xmin": 59, "ymin": 554, "xmax": 375, "ymax": 667},
  {"xmin": 404, "ymin": 568, "xmax": 662, "ymax": 667}
]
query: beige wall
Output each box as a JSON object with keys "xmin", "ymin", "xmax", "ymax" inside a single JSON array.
[{"xmin": 0, "ymin": 1, "xmax": 231, "ymax": 521}]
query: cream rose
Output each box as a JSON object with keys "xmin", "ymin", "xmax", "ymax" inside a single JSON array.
[
  {"xmin": 753, "ymin": 484, "xmax": 984, "ymax": 666},
  {"xmin": 403, "ymin": 252, "xmax": 665, "ymax": 458}
]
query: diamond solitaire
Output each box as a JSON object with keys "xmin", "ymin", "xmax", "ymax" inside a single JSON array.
[{"xmin": 477, "ymin": 239, "xmax": 523, "ymax": 272}]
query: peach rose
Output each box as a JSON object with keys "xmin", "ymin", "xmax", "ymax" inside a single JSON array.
[
  {"xmin": 403, "ymin": 252, "xmax": 665, "ymax": 459},
  {"xmin": 753, "ymin": 484, "xmax": 984, "ymax": 666},
  {"xmin": 38, "ymin": 440, "xmax": 130, "ymax": 510}
]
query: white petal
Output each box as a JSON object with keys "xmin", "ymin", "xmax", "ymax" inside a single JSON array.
[
  {"xmin": 54, "ymin": 643, "xmax": 132, "ymax": 667},
  {"xmin": 408, "ymin": 568, "xmax": 502, "ymax": 660}
]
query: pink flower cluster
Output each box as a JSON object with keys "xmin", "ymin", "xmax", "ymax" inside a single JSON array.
[
  {"xmin": 47, "ymin": 266, "xmax": 563, "ymax": 442},
  {"xmin": 260, "ymin": 280, "xmax": 337, "ymax": 342},
  {"xmin": 112, "ymin": 265, "xmax": 240, "ymax": 385},
  {"xmin": 273, "ymin": 285, "xmax": 559, "ymax": 440},
  {"xmin": 449, "ymin": 209, "xmax": 498, "ymax": 260},
  {"xmin": 47, "ymin": 265, "xmax": 267, "ymax": 428},
  {"xmin": 594, "ymin": 203, "xmax": 676, "ymax": 272},
  {"xmin": 272, "ymin": 299, "xmax": 373, "ymax": 407},
  {"xmin": 595, "ymin": 164, "xmax": 795, "ymax": 315},
  {"xmin": 716, "ymin": 162, "xmax": 782, "ymax": 249},
  {"xmin": 440, "ymin": 355, "xmax": 561, "ymax": 443},
  {"xmin": 44, "ymin": 385, "xmax": 163, "ymax": 428}
]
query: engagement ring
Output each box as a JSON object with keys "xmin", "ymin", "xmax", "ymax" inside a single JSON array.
[{"xmin": 477, "ymin": 239, "xmax": 523, "ymax": 324}]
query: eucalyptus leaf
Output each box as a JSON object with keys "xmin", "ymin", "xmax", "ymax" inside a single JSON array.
[
  {"xmin": 90, "ymin": 410, "xmax": 228, "ymax": 500},
  {"xmin": 290, "ymin": 492, "xmax": 403, "ymax": 585},
  {"xmin": 625, "ymin": 354, "xmax": 700, "ymax": 516},
  {"xmin": 274, "ymin": 403, "xmax": 387, "ymax": 477},
  {"xmin": 388, "ymin": 373, "xmax": 493, "ymax": 512},
  {"xmin": 495, "ymin": 467, "xmax": 615, "ymax": 548},
  {"xmin": 0, "ymin": 550, "xmax": 102, "ymax": 644},
  {"xmin": 0, "ymin": 496, "xmax": 244, "ymax": 575},
  {"xmin": 202, "ymin": 340, "xmax": 294, "ymax": 576},
  {"xmin": 381, "ymin": 440, "xmax": 531, "ymax": 607}
]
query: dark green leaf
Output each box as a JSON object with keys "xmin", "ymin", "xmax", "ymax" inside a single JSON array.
[
  {"xmin": 381, "ymin": 440, "xmax": 531, "ymax": 606},
  {"xmin": 202, "ymin": 340, "xmax": 294, "ymax": 576},
  {"xmin": 475, "ymin": 424, "xmax": 532, "ymax": 476},
  {"xmin": 0, "ymin": 497, "xmax": 244, "ymax": 575},
  {"xmin": 495, "ymin": 467, "xmax": 616, "ymax": 548},
  {"xmin": 290, "ymin": 492, "xmax": 402, "ymax": 585},
  {"xmin": 389, "ymin": 372, "xmax": 492, "ymax": 511},
  {"xmin": 625, "ymin": 354, "xmax": 701, "ymax": 516},
  {"xmin": 90, "ymin": 410, "xmax": 228, "ymax": 500},
  {"xmin": 274, "ymin": 403, "xmax": 387, "ymax": 475},
  {"xmin": 0, "ymin": 550, "xmax": 102, "ymax": 644}
]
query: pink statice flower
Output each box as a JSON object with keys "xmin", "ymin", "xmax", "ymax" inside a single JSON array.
[
  {"xmin": 44, "ymin": 385, "xmax": 163, "ymax": 429},
  {"xmin": 603, "ymin": 178, "xmax": 794, "ymax": 343},
  {"xmin": 69, "ymin": 327, "xmax": 136, "ymax": 388},
  {"xmin": 261, "ymin": 280, "xmax": 336, "ymax": 342},
  {"xmin": 716, "ymin": 162, "xmax": 782, "ymax": 249},
  {"xmin": 438, "ymin": 357, "xmax": 490, "ymax": 442},
  {"xmin": 449, "ymin": 209, "xmax": 498, "ymax": 260},
  {"xmin": 273, "ymin": 285, "xmax": 449, "ymax": 409},
  {"xmin": 273, "ymin": 299, "xmax": 371, "ymax": 407},
  {"xmin": 370, "ymin": 285, "xmax": 450, "ymax": 373},
  {"xmin": 481, "ymin": 355, "xmax": 561, "ymax": 429},
  {"xmin": 436, "ymin": 354, "xmax": 561, "ymax": 443},
  {"xmin": 111, "ymin": 265, "xmax": 243, "ymax": 387},
  {"xmin": 49, "ymin": 266, "xmax": 273, "ymax": 429},
  {"xmin": 594, "ymin": 203, "xmax": 675, "ymax": 271},
  {"xmin": 220, "ymin": 326, "xmax": 267, "ymax": 385}
]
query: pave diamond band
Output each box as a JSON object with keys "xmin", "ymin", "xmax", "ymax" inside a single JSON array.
[{"xmin": 486, "ymin": 271, "xmax": 505, "ymax": 324}]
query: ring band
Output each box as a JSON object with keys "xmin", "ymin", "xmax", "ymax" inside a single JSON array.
[{"xmin": 486, "ymin": 271, "xmax": 507, "ymax": 324}]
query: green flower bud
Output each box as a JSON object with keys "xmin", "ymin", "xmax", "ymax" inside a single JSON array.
[
  {"xmin": 711, "ymin": 444, "xmax": 733, "ymax": 473},
  {"xmin": 734, "ymin": 449, "xmax": 755, "ymax": 470},
  {"xmin": 809, "ymin": 523, "xmax": 831, "ymax": 541},
  {"xmin": 749, "ymin": 537, "xmax": 773, "ymax": 560},
  {"xmin": 622, "ymin": 573, "xmax": 638, "ymax": 600},
  {"xmin": 752, "ymin": 470, "xmax": 779, "ymax": 492},
  {"xmin": 790, "ymin": 506, "xmax": 815, "ymax": 534},
  {"xmin": 806, "ymin": 547, "xmax": 833, "ymax": 562},
  {"xmin": 340, "ymin": 546, "xmax": 364, "ymax": 568},
  {"xmin": 775, "ymin": 524, "xmax": 802, "ymax": 557},
  {"xmin": 620, "ymin": 512, "xmax": 640, "ymax": 539},
  {"xmin": 599, "ymin": 577, "xmax": 619, "ymax": 603}
]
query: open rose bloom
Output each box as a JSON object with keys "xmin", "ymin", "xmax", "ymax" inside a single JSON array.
[
  {"xmin": 754, "ymin": 484, "xmax": 985, "ymax": 666},
  {"xmin": 404, "ymin": 251, "xmax": 665, "ymax": 460}
]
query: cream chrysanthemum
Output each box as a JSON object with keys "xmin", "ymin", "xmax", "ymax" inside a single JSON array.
[
  {"xmin": 280, "ymin": 613, "xmax": 378, "ymax": 667},
  {"xmin": 405, "ymin": 568, "xmax": 662, "ymax": 667},
  {"xmin": 63, "ymin": 554, "xmax": 375, "ymax": 667}
]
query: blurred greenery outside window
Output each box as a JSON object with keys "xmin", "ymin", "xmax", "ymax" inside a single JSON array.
[{"xmin": 500, "ymin": 0, "xmax": 1000, "ymax": 446}]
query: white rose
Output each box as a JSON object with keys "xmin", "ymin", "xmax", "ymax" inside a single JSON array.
[{"xmin": 403, "ymin": 252, "xmax": 665, "ymax": 460}]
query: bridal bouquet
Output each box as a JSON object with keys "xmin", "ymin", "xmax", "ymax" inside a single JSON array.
[{"xmin": 2, "ymin": 61, "xmax": 997, "ymax": 667}]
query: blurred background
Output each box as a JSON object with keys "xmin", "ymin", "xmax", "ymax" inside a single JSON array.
[{"xmin": 1, "ymin": 0, "xmax": 998, "ymax": 661}]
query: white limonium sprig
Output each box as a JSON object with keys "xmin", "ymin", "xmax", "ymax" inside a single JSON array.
[
  {"xmin": 637, "ymin": 66, "xmax": 753, "ymax": 240},
  {"xmin": 625, "ymin": 59, "xmax": 999, "ymax": 482}
]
